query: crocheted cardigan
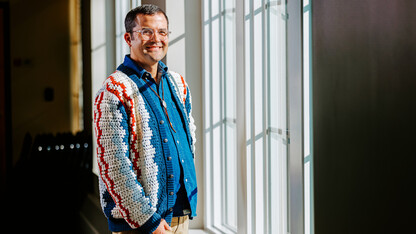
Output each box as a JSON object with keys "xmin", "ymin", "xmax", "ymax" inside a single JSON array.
[{"xmin": 93, "ymin": 66, "xmax": 197, "ymax": 232}]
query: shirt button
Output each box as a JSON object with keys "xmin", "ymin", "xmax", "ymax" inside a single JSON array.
[
  {"xmin": 185, "ymin": 178, "xmax": 188, "ymax": 182},
  {"xmin": 169, "ymin": 208, "xmax": 173, "ymax": 212},
  {"xmin": 160, "ymin": 120, "xmax": 164, "ymax": 124},
  {"xmin": 164, "ymin": 138, "xmax": 168, "ymax": 143},
  {"xmin": 181, "ymin": 159, "xmax": 184, "ymax": 163},
  {"xmin": 169, "ymin": 174, "xmax": 174, "ymax": 179},
  {"xmin": 177, "ymin": 140, "xmax": 179, "ymax": 144},
  {"xmin": 170, "ymin": 192, "xmax": 174, "ymax": 195},
  {"xmin": 167, "ymin": 157, "xmax": 172, "ymax": 161}
]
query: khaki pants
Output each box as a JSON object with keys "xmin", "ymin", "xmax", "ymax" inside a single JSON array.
[
  {"xmin": 167, "ymin": 215, "xmax": 189, "ymax": 234},
  {"xmin": 112, "ymin": 215, "xmax": 189, "ymax": 234}
]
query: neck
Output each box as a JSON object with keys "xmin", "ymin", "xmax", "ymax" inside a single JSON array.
[
  {"xmin": 145, "ymin": 63, "xmax": 159, "ymax": 82},
  {"xmin": 134, "ymin": 59, "xmax": 160, "ymax": 83}
]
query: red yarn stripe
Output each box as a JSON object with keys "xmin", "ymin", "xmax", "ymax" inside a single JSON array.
[
  {"xmin": 95, "ymin": 76, "xmax": 141, "ymax": 228},
  {"xmin": 108, "ymin": 76, "xmax": 141, "ymax": 177},
  {"xmin": 180, "ymin": 75, "xmax": 187, "ymax": 103}
]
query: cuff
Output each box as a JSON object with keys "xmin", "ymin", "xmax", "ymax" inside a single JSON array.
[{"xmin": 140, "ymin": 213, "xmax": 162, "ymax": 233}]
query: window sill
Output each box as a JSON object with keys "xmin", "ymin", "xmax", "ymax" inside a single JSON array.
[{"xmin": 190, "ymin": 230, "xmax": 210, "ymax": 234}]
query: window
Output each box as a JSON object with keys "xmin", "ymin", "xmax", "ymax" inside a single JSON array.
[
  {"xmin": 115, "ymin": 0, "xmax": 142, "ymax": 66},
  {"xmin": 203, "ymin": 0, "xmax": 297, "ymax": 233},
  {"xmin": 244, "ymin": 1, "xmax": 288, "ymax": 233},
  {"xmin": 203, "ymin": 0, "xmax": 238, "ymax": 232}
]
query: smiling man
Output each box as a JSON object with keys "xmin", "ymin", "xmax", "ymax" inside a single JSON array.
[{"xmin": 94, "ymin": 4, "xmax": 197, "ymax": 234}]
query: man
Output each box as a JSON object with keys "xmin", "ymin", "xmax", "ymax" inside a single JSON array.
[{"xmin": 94, "ymin": 4, "xmax": 197, "ymax": 234}]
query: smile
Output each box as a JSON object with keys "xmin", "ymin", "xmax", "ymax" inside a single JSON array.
[{"xmin": 146, "ymin": 45, "xmax": 163, "ymax": 51}]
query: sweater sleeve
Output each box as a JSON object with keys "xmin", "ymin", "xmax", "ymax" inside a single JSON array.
[
  {"xmin": 184, "ymin": 86, "xmax": 197, "ymax": 156},
  {"xmin": 94, "ymin": 88, "xmax": 161, "ymax": 232}
]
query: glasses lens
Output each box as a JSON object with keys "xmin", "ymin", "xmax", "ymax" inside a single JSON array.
[
  {"xmin": 141, "ymin": 29, "xmax": 154, "ymax": 40},
  {"xmin": 158, "ymin": 30, "xmax": 168, "ymax": 37},
  {"xmin": 138, "ymin": 28, "xmax": 169, "ymax": 41}
]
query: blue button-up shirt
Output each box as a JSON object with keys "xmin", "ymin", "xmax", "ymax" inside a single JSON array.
[{"xmin": 122, "ymin": 55, "xmax": 196, "ymax": 218}]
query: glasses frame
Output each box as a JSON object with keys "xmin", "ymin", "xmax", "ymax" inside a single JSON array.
[{"xmin": 132, "ymin": 28, "xmax": 171, "ymax": 41}]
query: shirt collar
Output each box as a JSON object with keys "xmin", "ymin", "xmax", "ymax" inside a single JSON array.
[{"xmin": 122, "ymin": 55, "xmax": 169, "ymax": 80}]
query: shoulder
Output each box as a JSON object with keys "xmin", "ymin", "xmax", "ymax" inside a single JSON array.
[
  {"xmin": 168, "ymin": 71, "xmax": 187, "ymax": 88},
  {"xmin": 103, "ymin": 70, "xmax": 134, "ymax": 90},
  {"xmin": 97, "ymin": 70, "xmax": 138, "ymax": 100},
  {"xmin": 168, "ymin": 71, "xmax": 188, "ymax": 104}
]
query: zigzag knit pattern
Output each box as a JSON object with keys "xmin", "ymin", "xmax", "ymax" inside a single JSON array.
[{"xmin": 93, "ymin": 69, "xmax": 195, "ymax": 232}]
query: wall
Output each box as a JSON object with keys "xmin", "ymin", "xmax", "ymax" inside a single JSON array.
[
  {"xmin": 0, "ymin": 1, "xmax": 11, "ymax": 190},
  {"xmin": 10, "ymin": 0, "xmax": 72, "ymax": 165},
  {"xmin": 313, "ymin": 1, "xmax": 416, "ymax": 233}
]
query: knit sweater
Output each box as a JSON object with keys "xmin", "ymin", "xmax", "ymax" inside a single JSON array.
[{"xmin": 93, "ymin": 63, "xmax": 197, "ymax": 233}]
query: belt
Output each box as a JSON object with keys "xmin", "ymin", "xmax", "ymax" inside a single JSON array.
[{"xmin": 174, "ymin": 209, "xmax": 191, "ymax": 217}]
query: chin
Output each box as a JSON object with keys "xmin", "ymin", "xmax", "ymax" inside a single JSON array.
[{"xmin": 148, "ymin": 55, "xmax": 165, "ymax": 63}]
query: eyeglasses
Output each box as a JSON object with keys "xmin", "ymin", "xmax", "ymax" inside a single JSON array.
[{"xmin": 133, "ymin": 28, "xmax": 171, "ymax": 41}]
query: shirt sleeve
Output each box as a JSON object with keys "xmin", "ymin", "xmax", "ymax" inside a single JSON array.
[{"xmin": 94, "ymin": 88, "xmax": 161, "ymax": 232}]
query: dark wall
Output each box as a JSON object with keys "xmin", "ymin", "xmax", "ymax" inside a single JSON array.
[
  {"xmin": 10, "ymin": 0, "xmax": 72, "ymax": 165},
  {"xmin": 313, "ymin": 1, "xmax": 416, "ymax": 233}
]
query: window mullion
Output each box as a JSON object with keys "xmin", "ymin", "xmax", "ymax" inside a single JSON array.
[
  {"xmin": 208, "ymin": 0, "xmax": 215, "ymax": 229},
  {"xmin": 287, "ymin": 0, "xmax": 304, "ymax": 233},
  {"xmin": 235, "ymin": 0, "xmax": 247, "ymax": 232},
  {"xmin": 249, "ymin": 0, "xmax": 256, "ymax": 233},
  {"xmin": 262, "ymin": 1, "xmax": 270, "ymax": 233},
  {"xmin": 219, "ymin": 0, "xmax": 227, "ymax": 229}
]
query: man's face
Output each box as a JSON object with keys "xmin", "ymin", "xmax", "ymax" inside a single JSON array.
[{"xmin": 125, "ymin": 13, "xmax": 169, "ymax": 68}]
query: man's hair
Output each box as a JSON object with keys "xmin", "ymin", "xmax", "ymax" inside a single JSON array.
[{"xmin": 125, "ymin": 4, "xmax": 169, "ymax": 34}]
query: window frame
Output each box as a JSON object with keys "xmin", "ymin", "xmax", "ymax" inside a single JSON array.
[{"xmin": 203, "ymin": 0, "xmax": 307, "ymax": 233}]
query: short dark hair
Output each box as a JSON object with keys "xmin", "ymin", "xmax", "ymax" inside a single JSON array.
[{"xmin": 125, "ymin": 4, "xmax": 169, "ymax": 34}]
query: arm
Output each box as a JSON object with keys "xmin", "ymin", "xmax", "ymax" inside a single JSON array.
[
  {"xmin": 94, "ymin": 89, "xmax": 161, "ymax": 233},
  {"xmin": 184, "ymin": 86, "xmax": 197, "ymax": 155}
]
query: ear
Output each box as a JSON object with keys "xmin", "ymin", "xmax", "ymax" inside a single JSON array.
[{"xmin": 124, "ymin": 32, "xmax": 132, "ymax": 47}]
